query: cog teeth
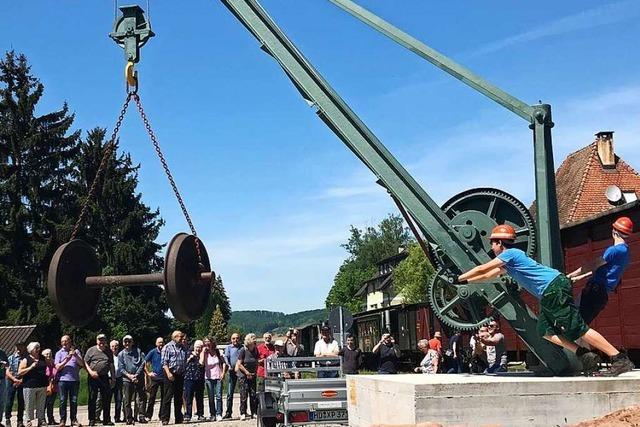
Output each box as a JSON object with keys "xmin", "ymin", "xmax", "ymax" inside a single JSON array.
[
  {"xmin": 424, "ymin": 188, "xmax": 536, "ymax": 330},
  {"xmin": 428, "ymin": 268, "xmax": 494, "ymax": 331}
]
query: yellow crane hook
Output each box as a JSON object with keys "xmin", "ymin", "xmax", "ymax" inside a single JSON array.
[{"xmin": 125, "ymin": 61, "xmax": 138, "ymax": 91}]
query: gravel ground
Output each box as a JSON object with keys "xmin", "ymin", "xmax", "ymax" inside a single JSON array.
[{"xmin": 571, "ymin": 405, "xmax": 640, "ymax": 427}]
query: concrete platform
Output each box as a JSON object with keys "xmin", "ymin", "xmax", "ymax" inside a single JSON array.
[{"xmin": 346, "ymin": 370, "xmax": 640, "ymax": 427}]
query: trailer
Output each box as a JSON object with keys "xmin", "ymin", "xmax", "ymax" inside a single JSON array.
[{"xmin": 257, "ymin": 356, "xmax": 348, "ymax": 426}]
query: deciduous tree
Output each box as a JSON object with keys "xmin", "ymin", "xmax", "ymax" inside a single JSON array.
[
  {"xmin": 393, "ymin": 242, "xmax": 434, "ymax": 304},
  {"xmin": 326, "ymin": 214, "xmax": 411, "ymax": 312}
]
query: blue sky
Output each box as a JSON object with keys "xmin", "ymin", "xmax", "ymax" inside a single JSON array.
[{"xmin": 2, "ymin": 1, "xmax": 639, "ymax": 313}]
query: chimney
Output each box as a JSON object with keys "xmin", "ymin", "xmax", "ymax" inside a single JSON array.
[{"xmin": 595, "ymin": 131, "xmax": 615, "ymax": 168}]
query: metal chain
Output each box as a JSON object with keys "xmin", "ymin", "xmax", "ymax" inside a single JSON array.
[
  {"xmin": 131, "ymin": 93, "xmax": 203, "ymax": 265},
  {"xmin": 70, "ymin": 93, "xmax": 133, "ymax": 241}
]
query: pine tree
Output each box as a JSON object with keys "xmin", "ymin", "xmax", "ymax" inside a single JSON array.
[
  {"xmin": 195, "ymin": 274, "xmax": 232, "ymax": 338},
  {"xmin": 0, "ymin": 51, "xmax": 80, "ymax": 340},
  {"xmin": 69, "ymin": 127, "xmax": 169, "ymax": 350},
  {"xmin": 209, "ymin": 306, "xmax": 228, "ymax": 343}
]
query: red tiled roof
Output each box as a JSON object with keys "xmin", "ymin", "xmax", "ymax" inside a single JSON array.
[{"xmin": 553, "ymin": 142, "xmax": 640, "ymax": 225}]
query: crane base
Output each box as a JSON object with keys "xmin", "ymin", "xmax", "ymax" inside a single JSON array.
[{"xmin": 346, "ymin": 370, "xmax": 640, "ymax": 426}]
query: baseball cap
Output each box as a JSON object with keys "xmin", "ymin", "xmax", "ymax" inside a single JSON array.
[
  {"xmin": 122, "ymin": 335, "xmax": 133, "ymax": 344},
  {"xmin": 96, "ymin": 333, "xmax": 107, "ymax": 341}
]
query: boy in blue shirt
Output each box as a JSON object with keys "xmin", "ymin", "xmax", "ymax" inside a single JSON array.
[
  {"xmin": 457, "ymin": 224, "xmax": 634, "ymax": 376},
  {"xmin": 568, "ymin": 216, "xmax": 633, "ymax": 324}
]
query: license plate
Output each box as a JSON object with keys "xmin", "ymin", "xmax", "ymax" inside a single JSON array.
[{"xmin": 310, "ymin": 409, "xmax": 348, "ymax": 421}]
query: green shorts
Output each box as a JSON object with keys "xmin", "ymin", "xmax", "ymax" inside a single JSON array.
[{"xmin": 537, "ymin": 274, "xmax": 589, "ymax": 341}]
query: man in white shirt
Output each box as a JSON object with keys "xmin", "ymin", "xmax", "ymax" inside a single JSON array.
[{"xmin": 314, "ymin": 326, "xmax": 339, "ymax": 378}]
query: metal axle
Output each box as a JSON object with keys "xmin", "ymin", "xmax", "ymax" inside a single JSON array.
[{"xmin": 86, "ymin": 271, "xmax": 214, "ymax": 288}]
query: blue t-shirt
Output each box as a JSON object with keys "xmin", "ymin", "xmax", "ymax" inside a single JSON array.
[
  {"xmin": 497, "ymin": 248, "xmax": 561, "ymax": 299},
  {"xmin": 145, "ymin": 347, "xmax": 164, "ymax": 378},
  {"xmin": 224, "ymin": 344, "xmax": 242, "ymax": 369},
  {"xmin": 592, "ymin": 243, "xmax": 630, "ymax": 292}
]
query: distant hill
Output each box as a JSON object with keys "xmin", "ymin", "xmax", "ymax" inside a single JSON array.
[{"xmin": 229, "ymin": 309, "xmax": 327, "ymax": 335}]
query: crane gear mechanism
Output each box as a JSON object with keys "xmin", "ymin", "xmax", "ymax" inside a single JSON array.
[{"xmin": 613, "ymin": 216, "xmax": 633, "ymax": 235}]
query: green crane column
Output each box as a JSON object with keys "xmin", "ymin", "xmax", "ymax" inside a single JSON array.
[{"xmin": 531, "ymin": 104, "xmax": 564, "ymax": 270}]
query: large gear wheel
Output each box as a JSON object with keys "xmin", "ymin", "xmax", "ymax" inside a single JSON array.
[
  {"xmin": 428, "ymin": 187, "xmax": 537, "ymax": 270},
  {"xmin": 428, "ymin": 268, "xmax": 497, "ymax": 331}
]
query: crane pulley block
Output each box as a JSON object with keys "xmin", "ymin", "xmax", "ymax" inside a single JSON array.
[{"xmin": 109, "ymin": 5, "xmax": 155, "ymax": 64}]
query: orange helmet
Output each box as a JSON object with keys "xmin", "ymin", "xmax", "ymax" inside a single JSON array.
[
  {"xmin": 489, "ymin": 224, "xmax": 516, "ymax": 241},
  {"xmin": 613, "ymin": 216, "xmax": 633, "ymax": 236}
]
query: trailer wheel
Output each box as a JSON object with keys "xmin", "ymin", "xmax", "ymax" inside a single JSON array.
[{"xmin": 257, "ymin": 404, "xmax": 277, "ymax": 427}]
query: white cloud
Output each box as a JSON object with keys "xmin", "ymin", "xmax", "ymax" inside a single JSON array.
[{"xmin": 468, "ymin": 1, "xmax": 640, "ymax": 57}]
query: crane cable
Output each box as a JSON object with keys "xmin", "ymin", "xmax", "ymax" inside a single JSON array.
[{"xmin": 70, "ymin": 66, "xmax": 203, "ymax": 265}]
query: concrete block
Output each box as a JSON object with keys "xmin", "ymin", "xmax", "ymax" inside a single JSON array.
[{"xmin": 346, "ymin": 371, "xmax": 640, "ymax": 426}]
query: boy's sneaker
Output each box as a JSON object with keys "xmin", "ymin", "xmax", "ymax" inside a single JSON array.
[
  {"xmin": 239, "ymin": 415, "xmax": 245, "ymax": 421},
  {"xmin": 215, "ymin": 416, "xmax": 222, "ymax": 422},
  {"xmin": 578, "ymin": 350, "xmax": 601, "ymax": 375},
  {"xmin": 604, "ymin": 352, "xmax": 635, "ymax": 377}
]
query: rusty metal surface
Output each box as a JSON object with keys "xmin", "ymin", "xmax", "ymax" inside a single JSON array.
[
  {"xmin": 164, "ymin": 233, "xmax": 212, "ymax": 322},
  {"xmin": 86, "ymin": 271, "xmax": 213, "ymax": 287},
  {"xmin": 47, "ymin": 240, "xmax": 101, "ymax": 326},
  {"xmin": 86, "ymin": 272, "xmax": 165, "ymax": 287}
]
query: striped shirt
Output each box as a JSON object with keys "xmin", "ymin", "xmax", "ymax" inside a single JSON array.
[{"xmin": 161, "ymin": 341, "xmax": 187, "ymax": 375}]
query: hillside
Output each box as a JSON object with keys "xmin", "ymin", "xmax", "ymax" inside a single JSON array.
[{"xmin": 228, "ymin": 308, "xmax": 327, "ymax": 335}]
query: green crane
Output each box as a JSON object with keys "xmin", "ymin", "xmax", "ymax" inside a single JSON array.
[{"xmin": 108, "ymin": 1, "xmax": 575, "ymax": 375}]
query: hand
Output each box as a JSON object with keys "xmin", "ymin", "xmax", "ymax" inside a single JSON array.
[
  {"xmin": 14, "ymin": 379, "xmax": 22, "ymax": 387},
  {"xmin": 149, "ymin": 372, "xmax": 156, "ymax": 378},
  {"xmin": 570, "ymin": 276, "xmax": 579, "ymax": 283},
  {"xmin": 390, "ymin": 337, "xmax": 395, "ymax": 344},
  {"xmin": 455, "ymin": 275, "xmax": 468, "ymax": 285},
  {"xmin": 167, "ymin": 372, "xmax": 175, "ymax": 382}
]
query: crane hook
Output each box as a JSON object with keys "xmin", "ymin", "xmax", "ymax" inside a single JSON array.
[{"xmin": 125, "ymin": 61, "xmax": 138, "ymax": 93}]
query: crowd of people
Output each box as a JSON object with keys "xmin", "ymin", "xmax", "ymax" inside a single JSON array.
[
  {"xmin": 366, "ymin": 327, "xmax": 505, "ymax": 376},
  {"xmin": 0, "ymin": 328, "xmax": 308, "ymax": 427}
]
